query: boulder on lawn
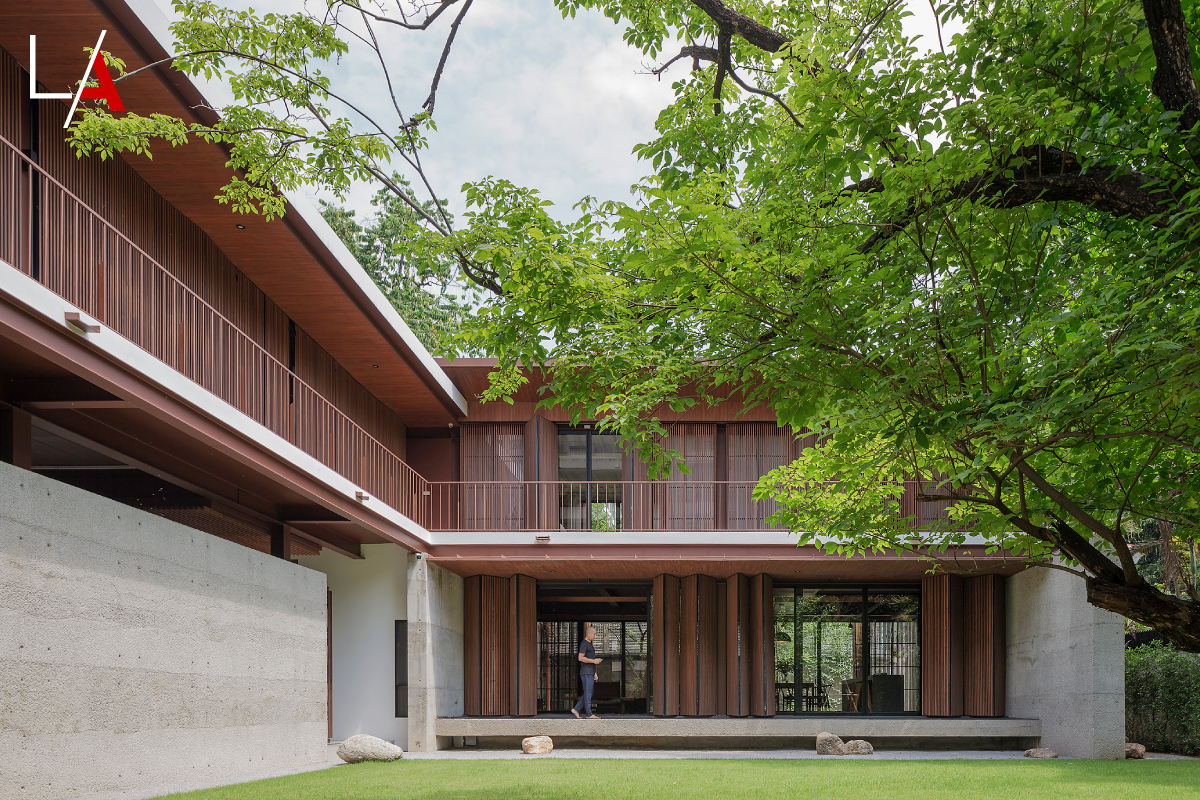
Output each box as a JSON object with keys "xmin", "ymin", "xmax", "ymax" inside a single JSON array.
[
  {"xmin": 1125, "ymin": 743, "xmax": 1146, "ymax": 759},
  {"xmin": 1023, "ymin": 748, "xmax": 1058, "ymax": 759},
  {"xmin": 522, "ymin": 735, "xmax": 554, "ymax": 754},
  {"xmin": 337, "ymin": 734, "xmax": 404, "ymax": 763},
  {"xmin": 816, "ymin": 732, "xmax": 845, "ymax": 755},
  {"xmin": 842, "ymin": 739, "xmax": 874, "ymax": 755}
]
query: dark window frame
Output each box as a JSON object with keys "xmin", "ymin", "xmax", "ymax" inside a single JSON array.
[{"xmin": 774, "ymin": 583, "xmax": 921, "ymax": 717}]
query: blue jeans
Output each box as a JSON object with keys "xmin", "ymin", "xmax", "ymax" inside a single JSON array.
[{"xmin": 573, "ymin": 673, "xmax": 594, "ymax": 716}]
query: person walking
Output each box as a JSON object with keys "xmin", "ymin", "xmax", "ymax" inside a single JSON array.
[{"xmin": 571, "ymin": 625, "xmax": 602, "ymax": 719}]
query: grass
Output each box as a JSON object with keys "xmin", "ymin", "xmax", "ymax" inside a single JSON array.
[{"xmin": 157, "ymin": 758, "xmax": 1200, "ymax": 800}]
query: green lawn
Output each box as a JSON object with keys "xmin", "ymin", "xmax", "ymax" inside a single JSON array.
[{"xmin": 158, "ymin": 758, "xmax": 1200, "ymax": 800}]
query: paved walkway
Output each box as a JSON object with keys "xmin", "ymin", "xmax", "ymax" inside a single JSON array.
[{"xmin": 405, "ymin": 747, "xmax": 1190, "ymax": 760}]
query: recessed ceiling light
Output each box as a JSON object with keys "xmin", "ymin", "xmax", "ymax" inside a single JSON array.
[
  {"xmin": 236, "ymin": 224, "xmax": 246, "ymax": 229},
  {"xmin": 372, "ymin": 364, "xmax": 379, "ymax": 368}
]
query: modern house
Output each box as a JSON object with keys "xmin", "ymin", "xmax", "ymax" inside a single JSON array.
[{"xmin": 0, "ymin": 2, "xmax": 1125, "ymax": 799}]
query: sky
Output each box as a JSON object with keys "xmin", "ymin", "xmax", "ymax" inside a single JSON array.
[{"xmin": 150, "ymin": 0, "xmax": 957, "ymax": 224}]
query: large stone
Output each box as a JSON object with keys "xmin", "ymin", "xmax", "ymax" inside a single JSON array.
[
  {"xmin": 1024, "ymin": 748, "xmax": 1058, "ymax": 759},
  {"xmin": 337, "ymin": 734, "xmax": 404, "ymax": 763},
  {"xmin": 815, "ymin": 732, "xmax": 845, "ymax": 755},
  {"xmin": 522, "ymin": 735, "xmax": 554, "ymax": 754},
  {"xmin": 1125, "ymin": 743, "xmax": 1146, "ymax": 759},
  {"xmin": 842, "ymin": 739, "xmax": 874, "ymax": 755}
]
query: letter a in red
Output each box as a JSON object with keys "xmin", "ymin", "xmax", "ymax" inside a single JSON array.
[{"xmin": 79, "ymin": 56, "xmax": 124, "ymax": 112}]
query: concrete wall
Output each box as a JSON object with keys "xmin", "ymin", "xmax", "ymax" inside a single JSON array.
[
  {"xmin": 406, "ymin": 554, "xmax": 464, "ymax": 752},
  {"xmin": 1006, "ymin": 565, "xmax": 1125, "ymax": 758},
  {"xmin": 0, "ymin": 462, "xmax": 328, "ymax": 800},
  {"xmin": 297, "ymin": 543, "xmax": 407, "ymax": 745}
]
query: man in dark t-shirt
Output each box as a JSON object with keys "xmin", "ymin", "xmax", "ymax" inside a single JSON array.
[{"xmin": 571, "ymin": 625, "xmax": 602, "ymax": 719}]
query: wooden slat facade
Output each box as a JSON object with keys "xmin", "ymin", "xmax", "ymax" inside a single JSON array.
[
  {"xmin": 964, "ymin": 575, "xmax": 1006, "ymax": 717},
  {"xmin": 747, "ymin": 573, "xmax": 775, "ymax": 717},
  {"xmin": 921, "ymin": 574, "xmax": 965, "ymax": 717}
]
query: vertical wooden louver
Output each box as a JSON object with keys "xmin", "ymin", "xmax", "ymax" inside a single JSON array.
[
  {"xmin": 511, "ymin": 574, "xmax": 538, "ymax": 716},
  {"xmin": 695, "ymin": 575, "xmax": 720, "ymax": 715},
  {"xmin": 748, "ymin": 574, "xmax": 776, "ymax": 717},
  {"xmin": 963, "ymin": 575, "xmax": 1006, "ymax": 717},
  {"xmin": 679, "ymin": 575, "xmax": 699, "ymax": 714},
  {"xmin": 725, "ymin": 574, "xmax": 751, "ymax": 717},
  {"xmin": 921, "ymin": 574, "xmax": 965, "ymax": 716},
  {"xmin": 652, "ymin": 574, "xmax": 681, "ymax": 715},
  {"xmin": 460, "ymin": 424, "xmax": 525, "ymax": 529},
  {"xmin": 463, "ymin": 573, "xmax": 536, "ymax": 716}
]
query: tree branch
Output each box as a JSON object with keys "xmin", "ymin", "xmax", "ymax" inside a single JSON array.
[{"xmin": 1143, "ymin": 0, "xmax": 1200, "ymax": 139}]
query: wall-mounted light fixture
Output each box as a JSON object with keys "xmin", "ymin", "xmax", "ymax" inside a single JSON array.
[
  {"xmin": 64, "ymin": 311, "xmax": 100, "ymax": 333},
  {"xmin": 355, "ymin": 491, "xmax": 369, "ymax": 502},
  {"xmin": 535, "ymin": 535, "xmax": 551, "ymax": 543}
]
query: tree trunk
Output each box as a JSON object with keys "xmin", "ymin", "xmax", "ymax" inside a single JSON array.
[{"xmin": 1086, "ymin": 576, "xmax": 1200, "ymax": 651}]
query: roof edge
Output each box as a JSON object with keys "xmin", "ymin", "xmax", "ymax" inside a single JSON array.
[{"xmin": 100, "ymin": 0, "xmax": 468, "ymax": 417}]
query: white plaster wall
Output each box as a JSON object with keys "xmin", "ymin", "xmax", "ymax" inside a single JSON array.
[
  {"xmin": 0, "ymin": 462, "xmax": 328, "ymax": 800},
  {"xmin": 406, "ymin": 554, "xmax": 464, "ymax": 752},
  {"xmin": 1006, "ymin": 565, "xmax": 1125, "ymax": 758},
  {"xmin": 298, "ymin": 544, "xmax": 407, "ymax": 745}
]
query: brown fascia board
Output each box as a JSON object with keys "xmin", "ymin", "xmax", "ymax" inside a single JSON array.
[{"xmin": 92, "ymin": 0, "xmax": 468, "ymax": 421}]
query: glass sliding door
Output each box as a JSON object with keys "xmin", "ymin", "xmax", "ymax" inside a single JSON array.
[
  {"xmin": 797, "ymin": 590, "xmax": 865, "ymax": 712},
  {"xmin": 867, "ymin": 593, "xmax": 921, "ymax": 712},
  {"xmin": 558, "ymin": 429, "xmax": 623, "ymax": 530},
  {"xmin": 777, "ymin": 586, "xmax": 920, "ymax": 714}
]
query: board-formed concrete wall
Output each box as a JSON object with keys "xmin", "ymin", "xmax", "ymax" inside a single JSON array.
[
  {"xmin": 298, "ymin": 544, "xmax": 408, "ymax": 745},
  {"xmin": 0, "ymin": 462, "xmax": 329, "ymax": 800},
  {"xmin": 406, "ymin": 554, "xmax": 463, "ymax": 752},
  {"xmin": 1006, "ymin": 565, "xmax": 1125, "ymax": 758}
]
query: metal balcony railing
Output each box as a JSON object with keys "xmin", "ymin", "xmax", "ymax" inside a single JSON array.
[
  {"xmin": 0, "ymin": 134, "xmax": 431, "ymax": 524},
  {"xmin": 424, "ymin": 480, "xmax": 953, "ymax": 532}
]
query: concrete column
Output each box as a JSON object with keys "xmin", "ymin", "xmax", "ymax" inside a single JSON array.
[
  {"xmin": 1006, "ymin": 565, "xmax": 1125, "ymax": 758},
  {"xmin": 297, "ymin": 543, "xmax": 408, "ymax": 745},
  {"xmin": 407, "ymin": 553, "xmax": 464, "ymax": 752}
]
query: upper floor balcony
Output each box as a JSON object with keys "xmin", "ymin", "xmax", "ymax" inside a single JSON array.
[
  {"xmin": 0, "ymin": 132, "xmax": 430, "ymax": 526},
  {"xmin": 420, "ymin": 479, "xmax": 951, "ymax": 532}
]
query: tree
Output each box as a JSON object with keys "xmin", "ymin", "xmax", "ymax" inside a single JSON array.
[
  {"xmin": 317, "ymin": 176, "xmax": 476, "ymax": 355},
  {"xmin": 70, "ymin": 0, "xmax": 1200, "ymax": 648}
]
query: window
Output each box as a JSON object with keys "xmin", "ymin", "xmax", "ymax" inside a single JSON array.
[
  {"xmin": 558, "ymin": 429, "xmax": 622, "ymax": 530},
  {"xmin": 773, "ymin": 587, "xmax": 919, "ymax": 714},
  {"xmin": 395, "ymin": 620, "xmax": 408, "ymax": 718}
]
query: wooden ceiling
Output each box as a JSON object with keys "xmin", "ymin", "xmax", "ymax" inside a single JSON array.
[
  {"xmin": 0, "ymin": 0, "xmax": 461, "ymax": 427},
  {"xmin": 429, "ymin": 545, "xmax": 1025, "ymax": 581},
  {"xmin": 437, "ymin": 359, "xmax": 781, "ymax": 424}
]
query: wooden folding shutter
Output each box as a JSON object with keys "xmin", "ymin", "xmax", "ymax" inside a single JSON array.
[
  {"xmin": 964, "ymin": 575, "xmax": 1006, "ymax": 717},
  {"xmin": 464, "ymin": 576, "xmax": 482, "ymax": 715},
  {"xmin": 921, "ymin": 574, "xmax": 965, "ymax": 716},
  {"xmin": 511, "ymin": 574, "xmax": 538, "ymax": 716},
  {"xmin": 652, "ymin": 574, "xmax": 681, "ymax": 716},
  {"xmin": 680, "ymin": 576, "xmax": 699, "ymax": 714},
  {"xmin": 748, "ymin": 574, "xmax": 775, "ymax": 717},
  {"xmin": 695, "ymin": 575, "xmax": 720, "ymax": 715},
  {"xmin": 715, "ymin": 580, "xmax": 728, "ymax": 716},
  {"xmin": 726, "ymin": 574, "xmax": 751, "ymax": 717}
]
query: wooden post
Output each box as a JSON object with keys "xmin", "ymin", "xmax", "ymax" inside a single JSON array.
[{"xmin": 0, "ymin": 406, "xmax": 33, "ymax": 469}]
